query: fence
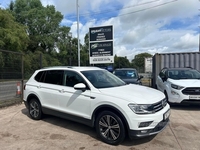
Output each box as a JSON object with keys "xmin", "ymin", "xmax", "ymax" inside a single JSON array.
[{"xmin": 0, "ymin": 49, "xmax": 24, "ymax": 108}]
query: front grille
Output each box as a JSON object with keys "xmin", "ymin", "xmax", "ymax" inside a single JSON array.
[
  {"xmin": 149, "ymin": 98, "xmax": 167, "ymax": 113},
  {"xmin": 182, "ymin": 87, "xmax": 200, "ymax": 95}
]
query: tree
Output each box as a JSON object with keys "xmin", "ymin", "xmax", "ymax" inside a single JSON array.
[
  {"xmin": 114, "ymin": 55, "xmax": 130, "ymax": 69},
  {"xmin": 56, "ymin": 26, "xmax": 72, "ymax": 65},
  {"xmin": 0, "ymin": 8, "xmax": 29, "ymax": 51},
  {"xmin": 81, "ymin": 33, "xmax": 89, "ymax": 66},
  {"xmin": 9, "ymin": 0, "xmax": 63, "ymax": 53},
  {"xmin": 131, "ymin": 52, "xmax": 152, "ymax": 72}
]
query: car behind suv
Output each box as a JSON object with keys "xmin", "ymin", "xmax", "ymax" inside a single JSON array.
[
  {"xmin": 113, "ymin": 68, "xmax": 143, "ymax": 85},
  {"xmin": 24, "ymin": 66, "xmax": 170, "ymax": 145},
  {"xmin": 156, "ymin": 67, "xmax": 200, "ymax": 104}
]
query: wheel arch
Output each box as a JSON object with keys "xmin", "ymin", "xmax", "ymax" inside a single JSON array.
[
  {"xmin": 91, "ymin": 105, "xmax": 130, "ymax": 133},
  {"xmin": 26, "ymin": 94, "xmax": 40, "ymax": 109}
]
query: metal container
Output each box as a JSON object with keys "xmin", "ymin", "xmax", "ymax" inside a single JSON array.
[{"xmin": 152, "ymin": 52, "xmax": 200, "ymax": 88}]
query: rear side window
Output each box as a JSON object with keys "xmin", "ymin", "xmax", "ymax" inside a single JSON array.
[
  {"xmin": 35, "ymin": 71, "xmax": 45, "ymax": 82},
  {"xmin": 43, "ymin": 70, "xmax": 64, "ymax": 85}
]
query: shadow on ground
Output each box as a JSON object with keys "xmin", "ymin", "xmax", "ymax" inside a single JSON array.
[
  {"xmin": 21, "ymin": 108, "xmax": 156, "ymax": 146},
  {"xmin": 170, "ymin": 103, "xmax": 200, "ymax": 111}
]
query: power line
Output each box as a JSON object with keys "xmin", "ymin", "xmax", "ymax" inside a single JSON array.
[
  {"xmin": 71, "ymin": 0, "xmax": 178, "ymax": 25},
  {"xmin": 66, "ymin": 0, "xmax": 160, "ymax": 19},
  {"xmin": 118, "ymin": 0, "xmax": 178, "ymax": 17}
]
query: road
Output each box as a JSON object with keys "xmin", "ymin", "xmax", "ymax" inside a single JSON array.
[{"xmin": 0, "ymin": 104, "xmax": 200, "ymax": 150}]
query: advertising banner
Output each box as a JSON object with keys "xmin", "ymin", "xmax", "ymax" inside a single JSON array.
[
  {"xmin": 89, "ymin": 25, "xmax": 113, "ymax": 41},
  {"xmin": 89, "ymin": 41, "xmax": 114, "ymax": 64},
  {"xmin": 89, "ymin": 25, "xmax": 114, "ymax": 64}
]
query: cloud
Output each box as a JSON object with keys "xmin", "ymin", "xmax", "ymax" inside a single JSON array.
[
  {"xmin": 0, "ymin": 0, "xmax": 198, "ymax": 60},
  {"xmin": 173, "ymin": 33, "xmax": 198, "ymax": 49}
]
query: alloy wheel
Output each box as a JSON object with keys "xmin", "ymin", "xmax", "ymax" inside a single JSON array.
[{"xmin": 98, "ymin": 115, "xmax": 120, "ymax": 141}]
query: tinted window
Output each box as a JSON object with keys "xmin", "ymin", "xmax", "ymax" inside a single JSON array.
[
  {"xmin": 168, "ymin": 69, "xmax": 200, "ymax": 79},
  {"xmin": 113, "ymin": 70, "xmax": 138, "ymax": 79},
  {"xmin": 43, "ymin": 70, "xmax": 64, "ymax": 85},
  {"xmin": 64, "ymin": 71, "xmax": 86, "ymax": 87},
  {"xmin": 35, "ymin": 71, "xmax": 45, "ymax": 82}
]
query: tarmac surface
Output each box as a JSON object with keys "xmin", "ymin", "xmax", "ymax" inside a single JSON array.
[{"xmin": 0, "ymin": 103, "xmax": 200, "ymax": 150}]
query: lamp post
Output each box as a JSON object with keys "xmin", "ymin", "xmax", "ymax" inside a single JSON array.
[
  {"xmin": 77, "ymin": 0, "xmax": 80, "ymax": 66},
  {"xmin": 68, "ymin": 32, "xmax": 72, "ymax": 66}
]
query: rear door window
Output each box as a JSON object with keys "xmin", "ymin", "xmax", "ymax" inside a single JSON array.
[{"xmin": 43, "ymin": 70, "xmax": 64, "ymax": 85}]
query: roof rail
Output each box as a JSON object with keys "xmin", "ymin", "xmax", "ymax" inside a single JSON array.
[
  {"xmin": 185, "ymin": 66, "xmax": 193, "ymax": 69},
  {"xmin": 43, "ymin": 66, "xmax": 74, "ymax": 69}
]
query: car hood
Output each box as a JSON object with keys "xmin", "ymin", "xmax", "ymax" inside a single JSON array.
[
  {"xmin": 168, "ymin": 79, "xmax": 200, "ymax": 87},
  {"xmin": 99, "ymin": 84, "xmax": 165, "ymax": 104},
  {"xmin": 121, "ymin": 78, "xmax": 139, "ymax": 84}
]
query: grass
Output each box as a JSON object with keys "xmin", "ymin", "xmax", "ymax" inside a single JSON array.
[{"xmin": 0, "ymin": 98, "xmax": 23, "ymax": 109}]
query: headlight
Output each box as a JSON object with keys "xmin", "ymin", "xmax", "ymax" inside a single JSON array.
[
  {"xmin": 128, "ymin": 104, "xmax": 152, "ymax": 114},
  {"xmin": 171, "ymin": 84, "xmax": 184, "ymax": 90}
]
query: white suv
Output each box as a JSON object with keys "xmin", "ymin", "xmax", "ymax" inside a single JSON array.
[
  {"xmin": 156, "ymin": 67, "xmax": 200, "ymax": 104},
  {"xmin": 24, "ymin": 66, "xmax": 170, "ymax": 145}
]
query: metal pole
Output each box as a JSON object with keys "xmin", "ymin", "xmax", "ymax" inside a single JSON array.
[
  {"xmin": 199, "ymin": 26, "xmax": 200, "ymax": 52},
  {"xmin": 40, "ymin": 53, "xmax": 42, "ymax": 68},
  {"xmin": 77, "ymin": 0, "xmax": 80, "ymax": 66},
  {"xmin": 21, "ymin": 54, "xmax": 24, "ymax": 101},
  {"xmin": 70, "ymin": 41, "xmax": 72, "ymax": 66}
]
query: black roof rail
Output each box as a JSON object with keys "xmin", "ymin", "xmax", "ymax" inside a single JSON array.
[{"xmin": 185, "ymin": 66, "xmax": 193, "ymax": 69}]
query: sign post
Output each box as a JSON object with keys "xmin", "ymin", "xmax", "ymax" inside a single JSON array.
[{"xmin": 89, "ymin": 25, "xmax": 114, "ymax": 64}]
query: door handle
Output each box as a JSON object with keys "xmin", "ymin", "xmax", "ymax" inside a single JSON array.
[{"xmin": 37, "ymin": 85, "xmax": 41, "ymax": 89}]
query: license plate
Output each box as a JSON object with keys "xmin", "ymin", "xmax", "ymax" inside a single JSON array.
[
  {"xmin": 189, "ymin": 95, "xmax": 200, "ymax": 100},
  {"xmin": 163, "ymin": 109, "xmax": 170, "ymax": 120}
]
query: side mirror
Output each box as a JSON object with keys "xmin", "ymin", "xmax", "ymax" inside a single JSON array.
[
  {"xmin": 137, "ymin": 75, "xmax": 143, "ymax": 81},
  {"xmin": 74, "ymin": 83, "xmax": 86, "ymax": 92},
  {"xmin": 160, "ymin": 74, "xmax": 167, "ymax": 81}
]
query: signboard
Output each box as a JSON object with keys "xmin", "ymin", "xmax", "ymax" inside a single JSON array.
[
  {"xmin": 89, "ymin": 25, "xmax": 113, "ymax": 41},
  {"xmin": 145, "ymin": 57, "xmax": 152, "ymax": 73},
  {"xmin": 90, "ymin": 41, "xmax": 113, "ymax": 57},
  {"xmin": 89, "ymin": 41, "xmax": 114, "ymax": 64},
  {"xmin": 89, "ymin": 25, "xmax": 114, "ymax": 64}
]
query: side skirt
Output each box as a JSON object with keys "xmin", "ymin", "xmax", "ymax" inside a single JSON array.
[{"xmin": 42, "ymin": 107, "xmax": 93, "ymax": 127}]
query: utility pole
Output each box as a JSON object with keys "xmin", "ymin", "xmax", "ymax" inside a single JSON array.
[
  {"xmin": 77, "ymin": 0, "xmax": 80, "ymax": 66},
  {"xmin": 199, "ymin": 25, "xmax": 200, "ymax": 52}
]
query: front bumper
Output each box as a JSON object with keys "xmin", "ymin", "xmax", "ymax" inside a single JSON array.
[
  {"xmin": 129, "ymin": 118, "xmax": 169, "ymax": 138},
  {"xmin": 168, "ymin": 90, "xmax": 200, "ymax": 103}
]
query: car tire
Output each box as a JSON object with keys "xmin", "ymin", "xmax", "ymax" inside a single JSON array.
[
  {"xmin": 29, "ymin": 98, "xmax": 42, "ymax": 120},
  {"xmin": 95, "ymin": 111, "xmax": 125, "ymax": 145}
]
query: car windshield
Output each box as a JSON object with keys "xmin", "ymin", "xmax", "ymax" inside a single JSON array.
[
  {"xmin": 113, "ymin": 70, "xmax": 138, "ymax": 79},
  {"xmin": 168, "ymin": 69, "xmax": 200, "ymax": 80},
  {"xmin": 81, "ymin": 70, "xmax": 126, "ymax": 88}
]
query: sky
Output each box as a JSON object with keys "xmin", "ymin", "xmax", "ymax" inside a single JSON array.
[{"xmin": 0, "ymin": 0, "xmax": 199, "ymax": 61}]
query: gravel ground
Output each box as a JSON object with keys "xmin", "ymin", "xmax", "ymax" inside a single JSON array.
[{"xmin": 0, "ymin": 103, "xmax": 200, "ymax": 150}]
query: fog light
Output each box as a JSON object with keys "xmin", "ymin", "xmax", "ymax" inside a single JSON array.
[
  {"xmin": 171, "ymin": 90, "xmax": 179, "ymax": 96},
  {"xmin": 141, "ymin": 130, "xmax": 148, "ymax": 133},
  {"xmin": 139, "ymin": 121, "xmax": 153, "ymax": 128}
]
